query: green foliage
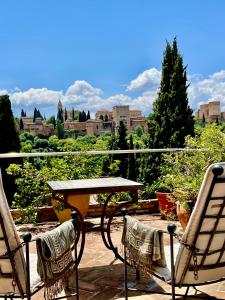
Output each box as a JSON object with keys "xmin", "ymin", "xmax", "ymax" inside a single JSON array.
[
  {"xmin": 79, "ymin": 110, "xmax": 87, "ymax": 122},
  {"xmin": 0, "ymin": 95, "xmax": 21, "ymax": 153},
  {"xmin": 56, "ymin": 120, "xmax": 64, "ymax": 139},
  {"xmin": 21, "ymin": 109, "xmax": 26, "ymax": 117},
  {"xmin": 97, "ymin": 192, "xmax": 132, "ymax": 204},
  {"xmin": 140, "ymin": 38, "xmax": 194, "ymax": 184},
  {"xmin": 109, "ymin": 121, "xmax": 129, "ymax": 178},
  {"xmin": 135, "ymin": 125, "xmax": 143, "ymax": 137},
  {"xmin": 46, "ymin": 116, "xmax": 56, "ymax": 128},
  {"xmin": 7, "ymin": 150, "xmax": 105, "ymax": 223},
  {"xmin": 33, "ymin": 107, "xmax": 42, "ymax": 122},
  {"xmin": 127, "ymin": 135, "xmax": 136, "ymax": 180},
  {"xmin": 19, "ymin": 118, "xmax": 24, "ymax": 130},
  {"xmin": 159, "ymin": 124, "xmax": 225, "ymax": 203},
  {"xmin": 64, "ymin": 108, "xmax": 67, "ymax": 121},
  {"xmin": 0, "ymin": 95, "xmax": 21, "ymax": 205}
]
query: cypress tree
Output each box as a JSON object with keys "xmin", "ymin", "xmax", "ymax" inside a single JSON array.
[
  {"xmin": 72, "ymin": 108, "xmax": 75, "ymax": 120},
  {"xmin": 116, "ymin": 121, "xmax": 128, "ymax": 178},
  {"xmin": 19, "ymin": 118, "xmax": 24, "ymax": 130},
  {"xmin": 127, "ymin": 134, "xmax": 136, "ymax": 181},
  {"xmin": 21, "ymin": 109, "xmax": 26, "ymax": 117},
  {"xmin": 0, "ymin": 95, "xmax": 21, "ymax": 205},
  {"xmin": 78, "ymin": 111, "xmax": 82, "ymax": 122},
  {"xmin": 87, "ymin": 110, "xmax": 90, "ymax": 120},
  {"xmin": 57, "ymin": 107, "xmax": 64, "ymax": 123},
  {"xmin": 140, "ymin": 38, "xmax": 194, "ymax": 183},
  {"xmin": 0, "ymin": 95, "xmax": 21, "ymax": 153},
  {"xmin": 56, "ymin": 120, "xmax": 64, "ymax": 139},
  {"xmin": 81, "ymin": 110, "xmax": 86, "ymax": 122},
  {"xmin": 64, "ymin": 108, "xmax": 67, "ymax": 121},
  {"xmin": 33, "ymin": 107, "xmax": 37, "ymax": 122},
  {"xmin": 216, "ymin": 116, "xmax": 219, "ymax": 125},
  {"xmin": 202, "ymin": 113, "xmax": 206, "ymax": 127}
]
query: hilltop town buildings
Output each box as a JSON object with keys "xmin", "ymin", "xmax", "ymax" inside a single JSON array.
[
  {"xmin": 19, "ymin": 103, "xmax": 147, "ymax": 137},
  {"xmin": 21, "ymin": 117, "xmax": 55, "ymax": 136},
  {"xmin": 195, "ymin": 100, "xmax": 225, "ymax": 122}
]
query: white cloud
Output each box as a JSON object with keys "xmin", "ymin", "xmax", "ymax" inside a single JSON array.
[
  {"xmin": 127, "ymin": 68, "xmax": 161, "ymax": 91},
  {"xmin": 132, "ymin": 90, "xmax": 158, "ymax": 115},
  {"xmin": 188, "ymin": 70, "xmax": 225, "ymax": 111},
  {"xmin": 5, "ymin": 68, "xmax": 225, "ymax": 117},
  {"xmin": 0, "ymin": 89, "xmax": 8, "ymax": 96},
  {"xmin": 65, "ymin": 80, "xmax": 102, "ymax": 97},
  {"xmin": 10, "ymin": 88, "xmax": 63, "ymax": 106}
]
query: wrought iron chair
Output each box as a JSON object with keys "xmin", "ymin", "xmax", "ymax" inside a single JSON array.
[
  {"xmin": 122, "ymin": 162, "xmax": 225, "ymax": 299},
  {"xmin": 0, "ymin": 169, "xmax": 80, "ymax": 300}
]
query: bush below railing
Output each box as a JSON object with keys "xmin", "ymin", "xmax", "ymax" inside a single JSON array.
[{"xmin": 10, "ymin": 198, "xmax": 159, "ymax": 223}]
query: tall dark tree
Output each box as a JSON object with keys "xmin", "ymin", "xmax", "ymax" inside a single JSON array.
[
  {"xmin": 81, "ymin": 110, "xmax": 87, "ymax": 122},
  {"xmin": 140, "ymin": 38, "xmax": 194, "ymax": 183},
  {"xmin": 64, "ymin": 108, "xmax": 67, "ymax": 121},
  {"xmin": 33, "ymin": 107, "xmax": 37, "ymax": 122},
  {"xmin": 72, "ymin": 108, "xmax": 75, "ymax": 120},
  {"xmin": 87, "ymin": 110, "xmax": 90, "ymax": 120},
  {"xmin": 216, "ymin": 116, "xmax": 219, "ymax": 125},
  {"xmin": 127, "ymin": 134, "xmax": 136, "ymax": 181},
  {"xmin": 0, "ymin": 95, "xmax": 21, "ymax": 205},
  {"xmin": 78, "ymin": 111, "xmax": 82, "ymax": 122},
  {"xmin": 57, "ymin": 106, "xmax": 64, "ymax": 123},
  {"xmin": 202, "ymin": 113, "xmax": 206, "ymax": 127},
  {"xmin": 116, "ymin": 121, "xmax": 129, "ymax": 178},
  {"xmin": 21, "ymin": 109, "xmax": 26, "ymax": 117},
  {"xmin": 56, "ymin": 120, "xmax": 64, "ymax": 139},
  {"xmin": 19, "ymin": 118, "xmax": 24, "ymax": 130}
]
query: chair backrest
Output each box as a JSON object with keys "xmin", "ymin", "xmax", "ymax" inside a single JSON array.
[
  {"xmin": 0, "ymin": 169, "xmax": 27, "ymax": 296},
  {"xmin": 175, "ymin": 162, "xmax": 225, "ymax": 286}
]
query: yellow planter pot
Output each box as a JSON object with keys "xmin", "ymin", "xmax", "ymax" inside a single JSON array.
[{"xmin": 52, "ymin": 194, "xmax": 90, "ymax": 223}]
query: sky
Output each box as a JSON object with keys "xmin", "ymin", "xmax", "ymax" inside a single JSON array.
[{"xmin": 1, "ymin": 0, "xmax": 225, "ymax": 118}]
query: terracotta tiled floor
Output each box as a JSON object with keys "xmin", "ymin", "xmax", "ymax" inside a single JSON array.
[{"xmin": 13, "ymin": 214, "xmax": 225, "ymax": 299}]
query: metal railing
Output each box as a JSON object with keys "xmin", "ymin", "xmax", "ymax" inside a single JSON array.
[{"xmin": 0, "ymin": 147, "xmax": 204, "ymax": 159}]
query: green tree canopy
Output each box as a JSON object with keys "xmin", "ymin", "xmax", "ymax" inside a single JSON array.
[
  {"xmin": 140, "ymin": 38, "xmax": 194, "ymax": 183},
  {"xmin": 0, "ymin": 95, "xmax": 21, "ymax": 205},
  {"xmin": 0, "ymin": 95, "xmax": 21, "ymax": 153}
]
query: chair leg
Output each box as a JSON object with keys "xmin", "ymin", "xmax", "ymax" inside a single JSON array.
[
  {"xmin": 123, "ymin": 212, "xmax": 128, "ymax": 300},
  {"xmin": 72, "ymin": 211, "xmax": 80, "ymax": 300},
  {"xmin": 168, "ymin": 224, "xmax": 177, "ymax": 300}
]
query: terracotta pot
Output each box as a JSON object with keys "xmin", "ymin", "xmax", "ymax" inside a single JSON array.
[
  {"xmin": 176, "ymin": 200, "xmax": 195, "ymax": 230},
  {"xmin": 176, "ymin": 203, "xmax": 190, "ymax": 230},
  {"xmin": 155, "ymin": 192, "xmax": 176, "ymax": 219},
  {"xmin": 52, "ymin": 194, "xmax": 90, "ymax": 223}
]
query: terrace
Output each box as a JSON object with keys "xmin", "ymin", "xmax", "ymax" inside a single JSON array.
[{"xmin": 1, "ymin": 148, "xmax": 225, "ymax": 299}]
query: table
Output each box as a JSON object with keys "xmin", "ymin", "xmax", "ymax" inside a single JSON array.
[{"xmin": 47, "ymin": 177, "xmax": 143, "ymax": 263}]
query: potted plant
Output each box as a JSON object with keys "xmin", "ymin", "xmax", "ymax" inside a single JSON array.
[
  {"xmin": 158, "ymin": 123, "xmax": 225, "ymax": 228},
  {"xmin": 158, "ymin": 173, "xmax": 196, "ymax": 228},
  {"xmin": 153, "ymin": 180, "xmax": 177, "ymax": 221}
]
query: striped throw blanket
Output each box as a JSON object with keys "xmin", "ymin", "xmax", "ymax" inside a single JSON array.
[
  {"xmin": 36, "ymin": 220, "xmax": 76, "ymax": 300},
  {"xmin": 122, "ymin": 215, "xmax": 166, "ymax": 277}
]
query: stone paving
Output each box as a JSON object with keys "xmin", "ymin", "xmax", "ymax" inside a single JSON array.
[{"xmin": 16, "ymin": 214, "xmax": 225, "ymax": 299}]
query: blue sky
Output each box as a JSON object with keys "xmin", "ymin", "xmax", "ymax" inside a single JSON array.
[{"xmin": 1, "ymin": 0, "xmax": 225, "ymax": 117}]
